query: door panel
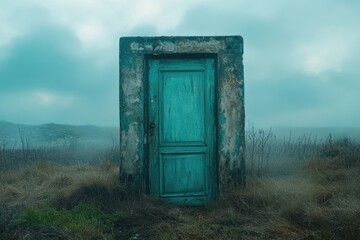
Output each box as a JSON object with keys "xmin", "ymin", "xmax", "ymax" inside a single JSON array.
[
  {"xmin": 161, "ymin": 71, "xmax": 205, "ymax": 144},
  {"xmin": 149, "ymin": 59, "xmax": 215, "ymax": 205},
  {"xmin": 161, "ymin": 153, "xmax": 206, "ymax": 196}
]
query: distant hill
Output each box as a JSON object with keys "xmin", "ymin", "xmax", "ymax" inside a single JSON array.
[
  {"xmin": 270, "ymin": 127, "xmax": 360, "ymax": 141},
  {"xmin": 1, "ymin": 121, "xmax": 359, "ymax": 149},
  {"xmin": 0, "ymin": 121, "xmax": 119, "ymax": 149}
]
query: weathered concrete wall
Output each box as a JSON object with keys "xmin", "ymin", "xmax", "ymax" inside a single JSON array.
[{"xmin": 120, "ymin": 36, "xmax": 245, "ymax": 192}]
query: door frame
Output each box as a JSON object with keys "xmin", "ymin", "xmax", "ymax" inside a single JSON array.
[
  {"xmin": 144, "ymin": 54, "xmax": 219, "ymax": 201},
  {"xmin": 120, "ymin": 36, "xmax": 245, "ymax": 194}
]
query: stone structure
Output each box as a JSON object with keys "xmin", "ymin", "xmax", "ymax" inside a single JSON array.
[{"xmin": 120, "ymin": 36, "xmax": 245, "ymax": 199}]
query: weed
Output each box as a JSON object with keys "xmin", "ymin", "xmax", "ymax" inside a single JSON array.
[
  {"xmin": 15, "ymin": 203, "xmax": 125, "ymax": 239},
  {"xmin": 321, "ymin": 136, "xmax": 360, "ymax": 166}
]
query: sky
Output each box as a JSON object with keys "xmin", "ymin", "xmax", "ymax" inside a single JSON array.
[{"xmin": 0, "ymin": 0, "xmax": 359, "ymax": 127}]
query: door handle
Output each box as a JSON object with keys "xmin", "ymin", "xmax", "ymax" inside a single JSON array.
[{"xmin": 150, "ymin": 123, "xmax": 155, "ymax": 143}]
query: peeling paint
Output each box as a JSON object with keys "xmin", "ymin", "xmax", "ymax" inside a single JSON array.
[
  {"xmin": 120, "ymin": 122, "xmax": 139, "ymax": 175},
  {"xmin": 130, "ymin": 42, "xmax": 144, "ymax": 51}
]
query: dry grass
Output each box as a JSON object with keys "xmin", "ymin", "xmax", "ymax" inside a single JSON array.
[
  {"xmin": 111, "ymin": 157, "xmax": 360, "ymax": 240},
  {"xmin": 1, "ymin": 143, "xmax": 360, "ymax": 239},
  {"xmin": 0, "ymin": 160, "xmax": 125, "ymax": 239},
  {"xmin": 0, "ymin": 161, "xmax": 121, "ymax": 209}
]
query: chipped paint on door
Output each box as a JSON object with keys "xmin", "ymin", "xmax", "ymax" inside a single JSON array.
[{"xmin": 148, "ymin": 59, "xmax": 216, "ymax": 205}]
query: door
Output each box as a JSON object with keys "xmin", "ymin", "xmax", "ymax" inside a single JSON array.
[{"xmin": 148, "ymin": 58, "xmax": 216, "ymax": 205}]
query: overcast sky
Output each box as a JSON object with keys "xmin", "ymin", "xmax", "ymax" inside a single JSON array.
[{"xmin": 0, "ymin": 0, "xmax": 359, "ymax": 127}]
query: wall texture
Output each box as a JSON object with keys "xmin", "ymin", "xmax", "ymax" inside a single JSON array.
[{"xmin": 120, "ymin": 36, "xmax": 245, "ymax": 193}]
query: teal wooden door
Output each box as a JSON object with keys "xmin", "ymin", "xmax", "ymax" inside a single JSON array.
[{"xmin": 148, "ymin": 59, "xmax": 216, "ymax": 205}]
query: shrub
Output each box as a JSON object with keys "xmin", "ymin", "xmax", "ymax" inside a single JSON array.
[{"xmin": 321, "ymin": 135, "xmax": 360, "ymax": 166}]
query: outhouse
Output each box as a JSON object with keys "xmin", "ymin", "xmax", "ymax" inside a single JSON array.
[{"xmin": 120, "ymin": 36, "xmax": 245, "ymax": 204}]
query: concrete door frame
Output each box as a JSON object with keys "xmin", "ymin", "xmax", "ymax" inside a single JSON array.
[{"xmin": 119, "ymin": 36, "xmax": 245, "ymax": 193}]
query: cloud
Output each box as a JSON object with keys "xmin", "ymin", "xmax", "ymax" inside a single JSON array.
[
  {"xmin": 0, "ymin": 0, "xmax": 212, "ymax": 126},
  {"xmin": 170, "ymin": 0, "xmax": 360, "ymax": 127},
  {"xmin": 292, "ymin": 27, "xmax": 360, "ymax": 76},
  {"xmin": 0, "ymin": 0, "xmax": 359, "ymax": 127},
  {"xmin": 247, "ymin": 69, "xmax": 360, "ymax": 127},
  {"xmin": 0, "ymin": 21, "xmax": 118, "ymax": 126},
  {"xmin": 0, "ymin": 25, "xmax": 83, "ymax": 92},
  {"xmin": 126, "ymin": 24, "xmax": 158, "ymax": 36},
  {"xmin": 34, "ymin": 91, "xmax": 74, "ymax": 107},
  {"xmin": 35, "ymin": 0, "xmax": 207, "ymax": 45}
]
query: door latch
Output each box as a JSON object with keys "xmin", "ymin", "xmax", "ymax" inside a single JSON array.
[{"xmin": 150, "ymin": 123, "xmax": 155, "ymax": 143}]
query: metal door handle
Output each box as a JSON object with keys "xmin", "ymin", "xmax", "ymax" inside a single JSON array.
[
  {"xmin": 150, "ymin": 123, "xmax": 155, "ymax": 135},
  {"xmin": 150, "ymin": 123, "xmax": 155, "ymax": 143}
]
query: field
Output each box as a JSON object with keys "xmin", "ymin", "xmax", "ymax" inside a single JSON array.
[{"xmin": 1, "ymin": 128, "xmax": 360, "ymax": 239}]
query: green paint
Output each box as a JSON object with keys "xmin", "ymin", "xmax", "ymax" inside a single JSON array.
[{"xmin": 148, "ymin": 59, "xmax": 216, "ymax": 205}]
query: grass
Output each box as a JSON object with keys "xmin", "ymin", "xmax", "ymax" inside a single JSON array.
[
  {"xmin": 1, "ymin": 138, "xmax": 360, "ymax": 239},
  {"xmin": 0, "ymin": 160, "xmax": 126, "ymax": 239},
  {"xmin": 15, "ymin": 203, "xmax": 124, "ymax": 239},
  {"xmin": 0, "ymin": 160, "xmax": 121, "ymax": 208}
]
